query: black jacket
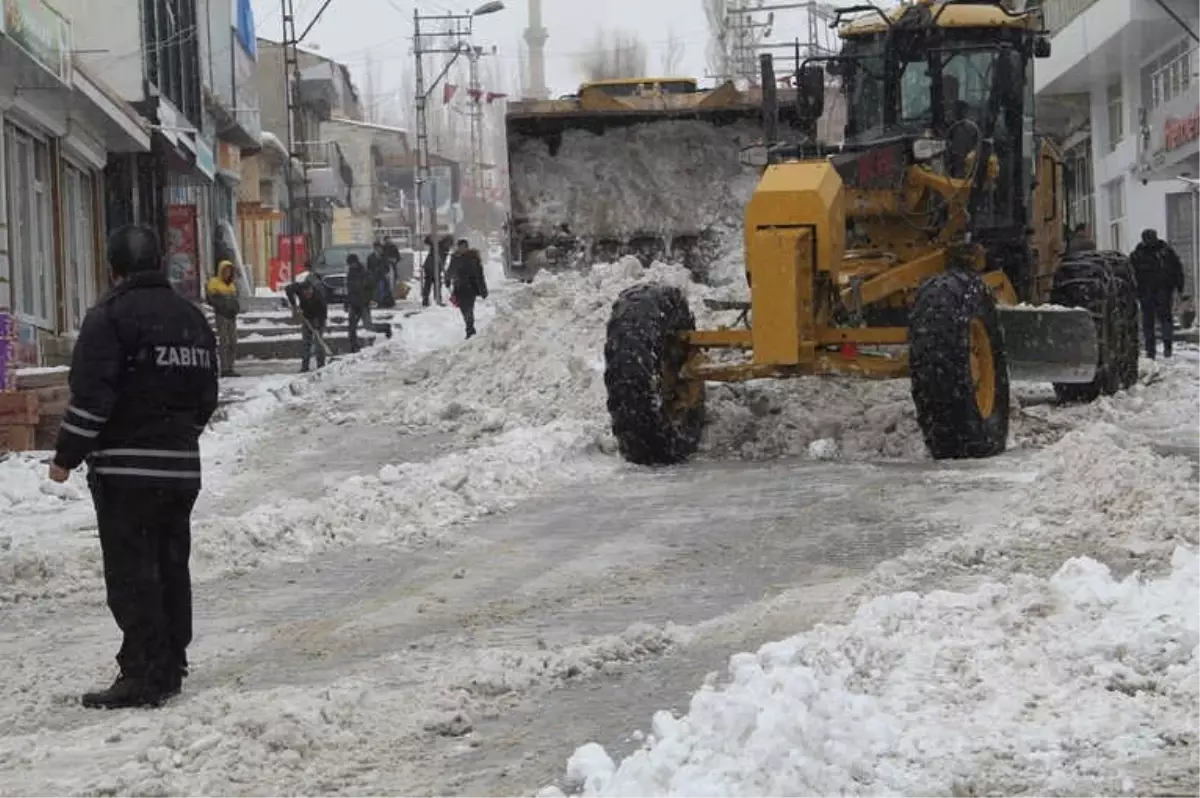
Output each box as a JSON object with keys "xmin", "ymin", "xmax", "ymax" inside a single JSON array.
[
  {"xmin": 367, "ymin": 252, "xmax": 388, "ymax": 282},
  {"xmin": 383, "ymin": 242, "xmax": 401, "ymax": 266},
  {"xmin": 345, "ymin": 260, "xmax": 373, "ymax": 308},
  {"xmin": 54, "ymin": 271, "xmax": 219, "ymax": 490},
  {"xmin": 285, "ymin": 281, "xmax": 328, "ymax": 325},
  {"xmin": 445, "ymin": 249, "xmax": 488, "ymax": 299},
  {"xmin": 1131, "ymin": 240, "xmax": 1186, "ymax": 298}
]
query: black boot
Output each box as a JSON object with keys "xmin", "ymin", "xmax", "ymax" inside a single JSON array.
[
  {"xmin": 82, "ymin": 674, "xmax": 178, "ymax": 710},
  {"xmin": 384, "ymin": 325, "xmax": 393, "ymax": 340}
]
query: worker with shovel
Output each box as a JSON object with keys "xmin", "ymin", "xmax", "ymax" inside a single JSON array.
[{"xmin": 285, "ymin": 274, "xmax": 330, "ymax": 373}]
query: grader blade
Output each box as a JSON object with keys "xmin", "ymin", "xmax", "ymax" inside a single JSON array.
[{"xmin": 996, "ymin": 306, "xmax": 1098, "ymax": 384}]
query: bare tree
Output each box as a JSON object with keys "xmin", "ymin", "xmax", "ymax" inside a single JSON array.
[
  {"xmin": 703, "ymin": 0, "xmax": 731, "ymax": 79},
  {"xmin": 574, "ymin": 28, "xmax": 649, "ymax": 82},
  {"xmin": 660, "ymin": 27, "xmax": 686, "ymax": 75}
]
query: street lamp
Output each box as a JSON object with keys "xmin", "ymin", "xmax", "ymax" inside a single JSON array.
[{"xmin": 472, "ymin": 1, "xmax": 504, "ymax": 15}]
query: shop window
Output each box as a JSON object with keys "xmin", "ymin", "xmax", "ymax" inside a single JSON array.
[
  {"xmin": 1106, "ymin": 178, "xmax": 1126, "ymax": 252},
  {"xmin": 62, "ymin": 163, "xmax": 97, "ymax": 331},
  {"xmin": 1106, "ymin": 82, "xmax": 1124, "ymax": 152},
  {"xmin": 5, "ymin": 124, "xmax": 56, "ymax": 329}
]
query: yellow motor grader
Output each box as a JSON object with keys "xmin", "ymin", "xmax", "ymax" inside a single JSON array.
[{"xmin": 603, "ymin": 0, "xmax": 1141, "ymax": 465}]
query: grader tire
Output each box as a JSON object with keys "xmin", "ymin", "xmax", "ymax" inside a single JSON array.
[
  {"xmin": 1049, "ymin": 251, "xmax": 1139, "ymax": 402},
  {"xmin": 604, "ymin": 284, "xmax": 705, "ymax": 465},
  {"xmin": 910, "ymin": 270, "xmax": 1010, "ymax": 460}
]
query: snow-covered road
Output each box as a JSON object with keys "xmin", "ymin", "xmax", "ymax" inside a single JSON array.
[{"xmin": 0, "ymin": 260, "xmax": 1196, "ymax": 796}]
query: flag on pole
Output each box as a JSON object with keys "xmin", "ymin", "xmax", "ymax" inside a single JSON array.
[
  {"xmin": 485, "ymin": 91, "xmax": 508, "ymax": 104},
  {"xmin": 443, "ymin": 83, "xmax": 458, "ymax": 103},
  {"xmin": 468, "ymin": 88, "xmax": 483, "ymax": 102}
]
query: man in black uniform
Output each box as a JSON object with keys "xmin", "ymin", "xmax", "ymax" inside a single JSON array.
[
  {"xmin": 421, "ymin": 235, "xmax": 453, "ymax": 306},
  {"xmin": 444, "ymin": 238, "xmax": 489, "ymax": 338},
  {"xmin": 1131, "ymin": 228, "xmax": 1187, "ymax": 359},
  {"xmin": 49, "ymin": 224, "xmax": 219, "ymax": 709}
]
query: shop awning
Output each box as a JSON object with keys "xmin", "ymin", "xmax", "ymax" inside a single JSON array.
[{"xmin": 70, "ymin": 61, "xmax": 151, "ymax": 154}]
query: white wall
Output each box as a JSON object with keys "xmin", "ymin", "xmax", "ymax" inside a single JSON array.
[
  {"xmin": 56, "ymin": 0, "xmax": 144, "ymax": 103},
  {"xmin": 1084, "ymin": 38, "xmax": 1175, "ymax": 253}
]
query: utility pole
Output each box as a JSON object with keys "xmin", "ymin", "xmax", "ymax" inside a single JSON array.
[
  {"xmin": 411, "ymin": 2, "xmax": 505, "ymax": 305},
  {"xmin": 281, "ymin": 0, "xmax": 336, "ymax": 266},
  {"xmin": 467, "ymin": 45, "xmax": 488, "ymax": 206}
]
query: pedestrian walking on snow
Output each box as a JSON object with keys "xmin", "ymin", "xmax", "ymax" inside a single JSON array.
[
  {"xmin": 50, "ymin": 224, "xmax": 219, "ymax": 710},
  {"xmin": 1130, "ymin": 228, "xmax": 1186, "ymax": 359},
  {"xmin": 286, "ymin": 274, "xmax": 330, "ymax": 372},
  {"xmin": 345, "ymin": 253, "xmax": 393, "ymax": 352},
  {"xmin": 205, "ymin": 259, "xmax": 240, "ymax": 377},
  {"xmin": 445, "ymin": 238, "xmax": 488, "ymax": 338}
]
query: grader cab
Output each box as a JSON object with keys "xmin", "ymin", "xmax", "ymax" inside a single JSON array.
[{"xmin": 603, "ymin": 0, "xmax": 1141, "ymax": 465}]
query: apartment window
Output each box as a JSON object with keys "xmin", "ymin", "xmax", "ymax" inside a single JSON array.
[
  {"xmin": 1064, "ymin": 139, "xmax": 1094, "ymax": 234},
  {"xmin": 62, "ymin": 163, "xmax": 97, "ymax": 331},
  {"xmin": 1106, "ymin": 82, "xmax": 1124, "ymax": 151},
  {"xmin": 1107, "ymin": 179, "xmax": 1126, "ymax": 252},
  {"xmin": 141, "ymin": 0, "xmax": 202, "ymax": 125},
  {"xmin": 5, "ymin": 124, "xmax": 56, "ymax": 328},
  {"xmin": 1142, "ymin": 39, "xmax": 1197, "ymax": 112}
]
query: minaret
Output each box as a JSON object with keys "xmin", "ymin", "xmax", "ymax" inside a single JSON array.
[{"xmin": 523, "ymin": 0, "xmax": 549, "ymax": 99}]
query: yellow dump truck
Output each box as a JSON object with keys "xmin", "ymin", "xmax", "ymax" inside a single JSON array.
[{"xmin": 503, "ymin": 77, "xmax": 797, "ymax": 282}]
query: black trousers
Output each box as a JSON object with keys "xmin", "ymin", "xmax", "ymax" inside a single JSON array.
[
  {"xmin": 90, "ymin": 477, "xmax": 198, "ymax": 684},
  {"xmin": 421, "ymin": 266, "xmax": 438, "ymax": 306},
  {"xmin": 347, "ymin": 305, "xmax": 389, "ymax": 352},
  {"xmin": 457, "ymin": 293, "xmax": 478, "ymax": 337},
  {"xmin": 1140, "ymin": 289, "xmax": 1175, "ymax": 357}
]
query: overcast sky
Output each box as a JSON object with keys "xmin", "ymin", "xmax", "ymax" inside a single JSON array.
[{"xmin": 250, "ymin": 0, "xmax": 838, "ymax": 105}]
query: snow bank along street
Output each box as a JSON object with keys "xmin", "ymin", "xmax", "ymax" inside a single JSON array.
[{"xmin": 0, "ymin": 260, "xmax": 1197, "ymax": 796}]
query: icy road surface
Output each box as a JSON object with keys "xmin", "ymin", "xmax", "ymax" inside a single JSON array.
[
  {"xmin": 0, "ymin": 452, "xmax": 1067, "ymax": 794},
  {"xmin": 0, "ymin": 260, "xmax": 1196, "ymax": 796}
]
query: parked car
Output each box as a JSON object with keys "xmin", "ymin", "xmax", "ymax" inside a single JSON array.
[
  {"xmin": 312, "ymin": 243, "xmax": 417, "ymax": 304},
  {"xmin": 311, "ymin": 244, "xmax": 374, "ymax": 304}
]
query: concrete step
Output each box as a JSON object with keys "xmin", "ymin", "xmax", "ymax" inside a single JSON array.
[{"xmin": 237, "ymin": 332, "xmax": 381, "ymax": 361}]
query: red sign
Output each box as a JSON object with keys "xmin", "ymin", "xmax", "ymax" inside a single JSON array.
[
  {"xmin": 166, "ymin": 204, "xmax": 200, "ymax": 300},
  {"xmin": 269, "ymin": 258, "xmax": 292, "ymax": 291},
  {"xmin": 1165, "ymin": 111, "xmax": 1200, "ymax": 151},
  {"xmin": 277, "ymin": 234, "xmax": 309, "ymax": 271}
]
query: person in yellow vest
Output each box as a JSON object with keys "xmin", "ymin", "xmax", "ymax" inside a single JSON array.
[{"xmin": 205, "ymin": 260, "xmax": 240, "ymax": 377}]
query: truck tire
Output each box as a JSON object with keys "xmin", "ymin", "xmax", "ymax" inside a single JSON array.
[
  {"xmin": 910, "ymin": 270, "xmax": 1010, "ymax": 459},
  {"xmin": 1049, "ymin": 251, "xmax": 1139, "ymax": 402},
  {"xmin": 604, "ymin": 284, "xmax": 705, "ymax": 465}
]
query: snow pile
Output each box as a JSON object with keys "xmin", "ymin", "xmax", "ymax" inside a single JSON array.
[
  {"xmin": 190, "ymin": 420, "xmax": 617, "ymax": 577},
  {"xmin": 565, "ymin": 548, "xmax": 1199, "ymax": 797},
  {"xmin": 863, "ymin": 422, "xmax": 1200, "ymax": 601},
  {"xmin": 0, "ymin": 622, "xmax": 686, "ymax": 796},
  {"xmin": 367, "ymin": 260, "xmax": 937, "ymax": 463},
  {"xmin": 0, "ymin": 453, "xmax": 99, "ymax": 603},
  {"xmin": 509, "ymin": 120, "xmax": 761, "ymax": 247}
]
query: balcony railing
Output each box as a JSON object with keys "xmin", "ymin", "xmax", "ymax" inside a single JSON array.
[
  {"xmin": 1148, "ymin": 46, "xmax": 1197, "ymax": 112},
  {"xmin": 1038, "ymin": 0, "xmax": 1100, "ymax": 36}
]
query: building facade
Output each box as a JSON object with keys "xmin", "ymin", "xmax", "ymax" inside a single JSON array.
[
  {"xmin": 252, "ymin": 38, "xmax": 361, "ymax": 255},
  {"xmin": 1036, "ymin": 0, "xmax": 1199, "ymax": 295},
  {"xmin": 0, "ymin": 0, "xmax": 151, "ymax": 365}
]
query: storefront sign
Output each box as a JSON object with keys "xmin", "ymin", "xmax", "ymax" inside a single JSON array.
[
  {"xmin": 0, "ymin": 311, "xmax": 14, "ymax": 392},
  {"xmin": 195, "ymin": 136, "xmax": 216, "ymax": 181},
  {"xmin": 1, "ymin": 0, "xmax": 72, "ymax": 85},
  {"xmin": 278, "ymin": 234, "xmax": 309, "ymax": 271},
  {"xmin": 166, "ymin": 205, "xmax": 200, "ymax": 300},
  {"xmin": 1165, "ymin": 111, "xmax": 1200, "ymax": 151}
]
